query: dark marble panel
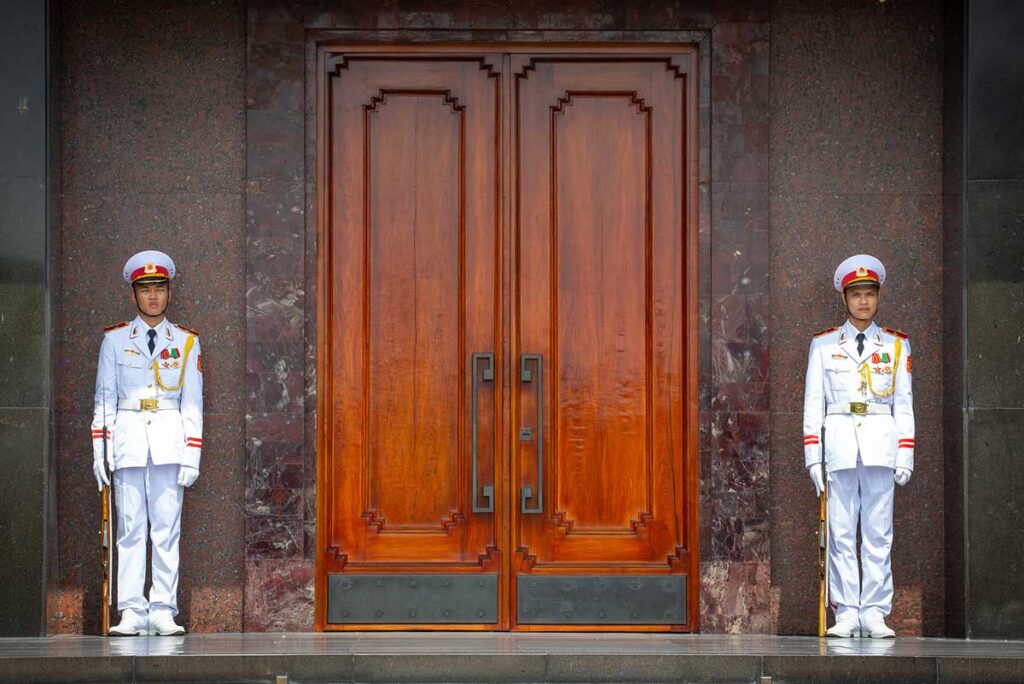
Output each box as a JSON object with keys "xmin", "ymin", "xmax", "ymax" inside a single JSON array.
[
  {"xmin": 710, "ymin": 228, "xmax": 770, "ymax": 298},
  {"xmin": 707, "ymin": 492, "xmax": 769, "ymax": 563},
  {"xmin": 711, "ymin": 411, "xmax": 770, "ymax": 465},
  {"xmin": 965, "ymin": 181, "xmax": 1024, "ymax": 408},
  {"xmin": 966, "ymin": 408, "xmax": 1024, "ymax": 639},
  {"xmin": 246, "ymin": 412, "xmax": 305, "ymax": 516},
  {"xmin": 770, "ymin": 0, "xmax": 943, "ymax": 196},
  {"xmin": 510, "ymin": 1, "xmax": 626, "ymax": 30},
  {"xmin": 966, "ymin": 1, "xmax": 1024, "ymax": 181},
  {"xmin": 0, "ymin": 283, "xmax": 46, "ymax": 407},
  {"xmin": 710, "ymin": 382, "xmax": 769, "ymax": 412},
  {"xmin": 711, "ymin": 188, "xmax": 770, "ymax": 235},
  {"xmin": 699, "ymin": 560, "xmax": 774, "ymax": 633},
  {"xmin": 0, "ymin": 408, "xmax": 47, "ymax": 636},
  {"xmin": 247, "ymin": 109, "xmax": 304, "ymax": 193},
  {"xmin": 247, "ymin": 20, "xmax": 305, "ymax": 112},
  {"xmin": 59, "ymin": 0, "xmax": 245, "ymax": 197},
  {"xmin": 0, "ymin": 176, "xmax": 46, "ymax": 284},
  {"xmin": 710, "ymin": 294, "xmax": 768, "ymax": 346},
  {"xmin": 711, "ymin": 338, "xmax": 768, "ymax": 384},
  {"xmin": 769, "ymin": 193, "xmax": 944, "ymax": 413},
  {"xmin": 247, "ymin": 190, "xmax": 306, "ymax": 238},
  {"xmin": 244, "ymin": 559, "xmax": 314, "ymax": 631},
  {"xmin": 246, "ymin": 233, "xmax": 305, "ymax": 416},
  {"xmin": 0, "ymin": 0, "xmax": 45, "ymax": 182},
  {"xmin": 246, "ymin": 514, "xmax": 304, "ymax": 560},
  {"xmin": 711, "ymin": 23, "xmax": 769, "ymax": 184}
]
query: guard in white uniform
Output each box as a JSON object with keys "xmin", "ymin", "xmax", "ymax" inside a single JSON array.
[
  {"xmin": 803, "ymin": 255, "xmax": 914, "ymax": 639},
  {"xmin": 91, "ymin": 250, "xmax": 203, "ymax": 636}
]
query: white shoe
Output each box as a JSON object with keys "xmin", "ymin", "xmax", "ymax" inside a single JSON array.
[
  {"xmin": 149, "ymin": 611, "xmax": 185, "ymax": 636},
  {"xmin": 862, "ymin": 617, "xmax": 896, "ymax": 638},
  {"xmin": 826, "ymin": 617, "xmax": 861, "ymax": 638},
  {"xmin": 108, "ymin": 610, "xmax": 148, "ymax": 636}
]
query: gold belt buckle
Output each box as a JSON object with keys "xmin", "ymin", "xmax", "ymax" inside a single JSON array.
[
  {"xmin": 849, "ymin": 401, "xmax": 868, "ymax": 415},
  {"xmin": 140, "ymin": 398, "xmax": 158, "ymax": 411}
]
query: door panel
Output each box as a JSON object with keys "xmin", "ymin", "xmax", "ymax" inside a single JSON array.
[
  {"xmin": 317, "ymin": 46, "xmax": 699, "ymax": 632},
  {"xmin": 512, "ymin": 56, "xmax": 697, "ymax": 630},
  {"xmin": 318, "ymin": 54, "xmax": 503, "ymax": 629}
]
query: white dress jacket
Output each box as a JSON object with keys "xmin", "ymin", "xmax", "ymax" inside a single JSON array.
[
  {"xmin": 802, "ymin": 321, "xmax": 914, "ymax": 473},
  {"xmin": 92, "ymin": 316, "xmax": 204, "ymax": 470}
]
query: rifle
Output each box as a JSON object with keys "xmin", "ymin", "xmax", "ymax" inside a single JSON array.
[
  {"xmin": 817, "ymin": 429, "xmax": 829, "ymax": 637},
  {"xmin": 100, "ymin": 379, "xmax": 113, "ymax": 635}
]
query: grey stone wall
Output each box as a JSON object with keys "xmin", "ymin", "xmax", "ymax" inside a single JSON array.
[
  {"xmin": 960, "ymin": 0, "xmax": 1024, "ymax": 640},
  {"xmin": 0, "ymin": 0, "xmax": 55, "ymax": 636}
]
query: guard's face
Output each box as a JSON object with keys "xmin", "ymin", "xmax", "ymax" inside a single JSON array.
[
  {"xmin": 843, "ymin": 284, "xmax": 878, "ymax": 323},
  {"xmin": 132, "ymin": 281, "xmax": 170, "ymax": 318}
]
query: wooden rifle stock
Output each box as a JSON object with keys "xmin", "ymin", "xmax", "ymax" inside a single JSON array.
[
  {"xmin": 101, "ymin": 482, "xmax": 112, "ymax": 634},
  {"xmin": 817, "ymin": 480, "xmax": 828, "ymax": 637},
  {"xmin": 99, "ymin": 376, "xmax": 113, "ymax": 635}
]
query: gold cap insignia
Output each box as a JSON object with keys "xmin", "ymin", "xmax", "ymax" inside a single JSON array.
[
  {"xmin": 144, "ymin": 262, "xmax": 157, "ymax": 274},
  {"xmin": 856, "ymin": 266, "xmax": 868, "ymax": 276}
]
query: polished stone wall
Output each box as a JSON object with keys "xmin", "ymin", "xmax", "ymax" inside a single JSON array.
[
  {"xmin": 769, "ymin": 0, "xmax": 946, "ymax": 635},
  {"xmin": 43, "ymin": 0, "xmax": 953, "ymax": 634},
  {"xmin": 0, "ymin": 0, "xmax": 54, "ymax": 636},
  {"xmin": 49, "ymin": 0, "xmax": 247, "ymax": 633},
  {"xmin": 960, "ymin": 0, "xmax": 1024, "ymax": 640}
]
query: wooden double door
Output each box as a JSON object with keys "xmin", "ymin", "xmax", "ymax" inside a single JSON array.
[{"xmin": 315, "ymin": 45, "xmax": 699, "ymax": 631}]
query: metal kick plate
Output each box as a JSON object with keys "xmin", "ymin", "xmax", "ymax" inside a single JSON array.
[
  {"xmin": 517, "ymin": 575, "xmax": 687, "ymax": 624},
  {"xmin": 328, "ymin": 574, "xmax": 498, "ymax": 624}
]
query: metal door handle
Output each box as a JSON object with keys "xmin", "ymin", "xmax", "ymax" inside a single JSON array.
[
  {"xmin": 471, "ymin": 353, "xmax": 494, "ymax": 513},
  {"xmin": 520, "ymin": 353, "xmax": 543, "ymax": 514}
]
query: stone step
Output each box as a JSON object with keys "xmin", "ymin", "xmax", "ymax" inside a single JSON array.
[{"xmin": 1, "ymin": 633, "xmax": 1023, "ymax": 683}]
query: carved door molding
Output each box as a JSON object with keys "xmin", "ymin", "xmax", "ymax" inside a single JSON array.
[{"xmin": 316, "ymin": 44, "xmax": 699, "ymax": 632}]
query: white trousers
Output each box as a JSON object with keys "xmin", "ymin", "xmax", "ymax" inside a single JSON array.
[
  {"xmin": 113, "ymin": 459, "xmax": 183, "ymax": 616},
  {"xmin": 827, "ymin": 460, "xmax": 894, "ymax": 624}
]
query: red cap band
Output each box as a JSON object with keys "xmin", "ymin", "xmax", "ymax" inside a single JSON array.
[
  {"xmin": 130, "ymin": 263, "xmax": 170, "ymax": 283},
  {"xmin": 841, "ymin": 268, "xmax": 880, "ymax": 289}
]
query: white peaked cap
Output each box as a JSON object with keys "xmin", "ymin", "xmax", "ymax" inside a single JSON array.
[
  {"xmin": 833, "ymin": 254, "xmax": 885, "ymax": 292},
  {"xmin": 123, "ymin": 250, "xmax": 176, "ymax": 284}
]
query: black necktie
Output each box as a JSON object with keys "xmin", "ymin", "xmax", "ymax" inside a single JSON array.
[
  {"xmin": 147, "ymin": 329, "xmax": 156, "ymax": 354},
  {"xmin": 856, "ymin": 332, "xmax": 865, "ymax": 357}
]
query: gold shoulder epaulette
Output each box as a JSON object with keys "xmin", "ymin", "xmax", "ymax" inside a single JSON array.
[
  {"xmin": 882, "ymin": 326, "xmax": 909, "ymax": 339},
  {"xmin": 103, "ymin": 321, "xmax": 129, "ymax": 333},
  {"xmin": 174, "ymin": 323, "xmax": 200, "ymax": 337},
  {"xmin": 813, "ymin": 326, "xmax": 839, "ymax": 338}
]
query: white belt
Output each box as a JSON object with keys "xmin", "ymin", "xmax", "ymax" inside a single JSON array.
[
  {"xmin": 117, "ymin": 398, "xmax": 179, "ymax": 411},
  {"xmin": 826, "ymin": 402, "xmax": 890, "ymax": 416}
]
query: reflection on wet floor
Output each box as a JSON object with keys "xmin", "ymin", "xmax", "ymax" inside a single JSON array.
[{"xmin": 1, "ymin": 632, "xmax": 1022, "ymax": 658}]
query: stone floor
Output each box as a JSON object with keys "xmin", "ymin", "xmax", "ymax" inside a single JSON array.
[{"xmin": 2, "ymin": 632, "xmax": 1023, "ymax": 683}]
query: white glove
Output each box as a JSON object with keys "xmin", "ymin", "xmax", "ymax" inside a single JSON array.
[
  {"xmin": 894, "ymin": 467, "xmax": 912, "ymax": 486},
  {"xmin": 93, "ymin": 460, "xmax": 110, "ymax": 492},
  {"xmin": 808, "ymin": 465, "xmax": 825, "ymax": 497},
  {"xmin": 177, "ymin": 465, "xmax": 199, "ymax": 488}
]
